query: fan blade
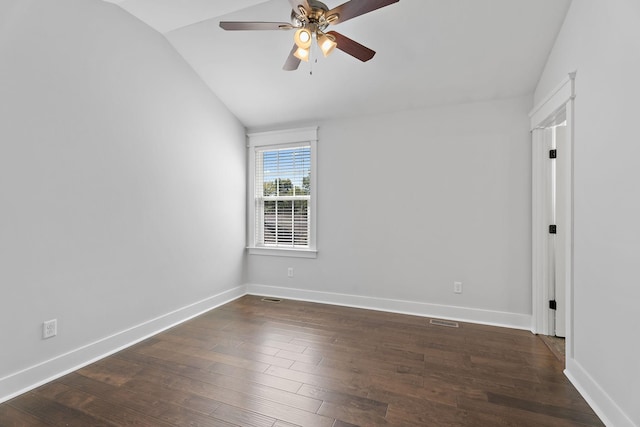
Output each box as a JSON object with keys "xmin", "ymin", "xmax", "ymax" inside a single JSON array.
[
  {"xmin": 219, "ymin": 21, "xmax": 293, "ymax": 31},
  {"xmin": 283, "ymin": 45, "xmax": 301, "ymax": 71},
  {"xmin": 327, "ymin": 0, "xmax": 399, "ymax": 25},
  {"xmin": 288, "ymin": 0, "xmax": 311, "ymax": 14},
  {"xmin": 327, "ymin": 31, "xmax": 376, "ymax": 62}
]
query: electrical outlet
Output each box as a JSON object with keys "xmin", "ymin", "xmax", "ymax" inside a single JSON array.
[
  {"xmin": 287, "ymin": 267, "xmax": 294, "ymax": 278},
  {"xmin": 454, "ymin": 282, "xmax": 463, "ymax": 294},
  {"xmin": 43, "ymin": 319, "xmax": 57, "ymax": 339}
]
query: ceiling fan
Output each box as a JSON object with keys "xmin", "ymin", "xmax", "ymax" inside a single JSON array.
[{"xmin": 220, "ymin": 0, "xmax": 400, "ymax": 71}]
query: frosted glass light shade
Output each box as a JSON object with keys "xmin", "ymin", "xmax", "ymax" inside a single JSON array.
[
  {"xmin": 294, "ymin": 28, "xmax": 312, "ymax": 49},
  {"xmin": 294, "ymin": 46, "xmax": 310, "ymax": 62},
  {"xmin": 317, "ymin": 33, "xmax": 337, "ymax": 57}
]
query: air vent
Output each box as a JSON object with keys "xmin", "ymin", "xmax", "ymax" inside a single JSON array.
[
  {"xmin": 429, "ymin": 318, "xmax": 459, "ymax": 328},
  {"xmin": 261, "ymin": 297, "xmax": 282, "ymax": 303}
]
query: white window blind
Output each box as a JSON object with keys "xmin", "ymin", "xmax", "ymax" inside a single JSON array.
[{"xmin": 255, "ymin": 145, "xmax": 311, "ymax": 248}]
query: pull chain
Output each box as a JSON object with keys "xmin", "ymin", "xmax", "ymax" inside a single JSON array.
[
  {"xmin": 309, "ymin": 33, "xmax": 317, "ymax": 75},
  {"xmin": 309, "ymin": 37, "xmax": 314, "ymax": 75}
]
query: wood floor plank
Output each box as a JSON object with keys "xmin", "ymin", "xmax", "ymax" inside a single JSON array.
[
  {"xmin": 211, "ymin": 343, "xmax": 295, "ymax": 368},
  {"xmin": 0, "ymin": 403, "xmax": 50, "ymax": 427},
  {"xmin": 9, "ymin": 392, "xmax": 115, "ymax": 427},
  {"xmin": 297, "ymin": 384, "xmax": 388, "ymax": 416},
  {"xmin": 210, "ymin": 402, "xmax": 276, "ymax": 427},
  {"xmin": 273, "ymin": 420, "xmax": 304, "ymax": 427},
  {"xmin": 56, "ymin": 370, "xmax": 222, "ymax": 421},
  {"xmin": 34, "ymin": 381, "xmax": 95, "ymax": 407},
  {"xmin": 509, "ymin": 378, "xmax": 596, "ymax": 412},
  {"xmin": 487, "ymin": 392, "xmax": 605, "ymax": 426},
  {"xmin": 120, "ymin": 378, "xmax": 221, "ymax": 416},
  {"xmin": 236, "ymin": 341, "xmax": 282, "ymax": 356},
  {"xmin": 265, "ymin": 365, "xmax": 363, "ymax": 396},
  {"xmin": 457, "ymin": 396, "xmax": 595, "ymax": 427},
  {"xmin": 276, "ymin": 349, "xmax": 323, "ymax": 365},
  {"xmin": 163, "ymin": 323, "xmax": 242, "ymax": 347},
  {"xmin": 134, "ymin": 363, "xmax": 332, "ymax": 427},
  {"xmin": 331, "ymin": 421, "xmax": 360, "ymax": 427},
  {"xmin": 139, "ymin": 340, "xmax": 273, "ymax": 373},
  {"xmin": 208, "ymin": 362, "xmax": 303, "ymax": 393},
  {"xmin": 384, "ymin": 405, "xmax": 465, "ymax": 427},
  {"xmin": 155, "ymin": 405, "xmax": 237, "ymax": 427},
  {"xmin": 78, "ymin": 397, "xmax": 176, "ymax": 427},
  {"xmin": 157, "ymin": 330, "xmax": 220, "ymax": 351},
  {"xmin": 135, "ymin": 364, "xmax": 323, "ymax": 413},
  {"xmin": 317, "ymin": 400, "xmax": 389, "ymax": 426},
  {"xmin": 0, "ymin": 296, "xmax": 604, "ymax": 427},
  {"xmin": 132, "ymin": 344, "xmax": 215, "ymax": 370},
  {"xmin": 118, "ymin": 348, "xmax": 304, "ymax": 394},
  {"xmin": 318, "ymin": 353, "xmax": 425, "ymax": 386},
  {"xmin": 259, "ymin": 339, "xmax": 308, "ymax": 353},
  {"xmin": 76, "ymin": 356, "xmax": 144, "ymax": 386},
  {"xmin": 288, "ymin": 360, "xmax": 373, "ymax": 395}
]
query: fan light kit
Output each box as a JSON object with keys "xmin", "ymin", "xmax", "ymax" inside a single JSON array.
[{"xmin": 220, "ymin": 0, "xmax": 400, "ymax": 71}]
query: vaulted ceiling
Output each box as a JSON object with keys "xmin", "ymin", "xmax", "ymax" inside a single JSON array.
[{"xmin": 103, "ymin": 0, "xmax": 571, "ymax": 128}]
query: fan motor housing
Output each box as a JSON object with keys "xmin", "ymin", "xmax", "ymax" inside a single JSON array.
[{"xmin": 291, "ymin": 1, "xmax": 335, "ymax": 32}]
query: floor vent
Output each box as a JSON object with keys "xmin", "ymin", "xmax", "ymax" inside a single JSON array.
[
  {"xmin": 429, "ymin": 318, "xmax": 459, "ymax": 328},
  {"xmin": 261, "ymin": 297, "xmax": 282, "ymax": 303}
]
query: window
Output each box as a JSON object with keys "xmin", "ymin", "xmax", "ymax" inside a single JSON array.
[
  {"xmin": 248, "ymin": 127, "xmax": 317, "ymax": 258},
  {"xmin": 258, "ymin": 146, "xmax": 310, "ymax": 247}
]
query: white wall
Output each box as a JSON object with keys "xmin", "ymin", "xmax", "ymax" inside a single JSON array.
[
  {"xmin": 0, "ymin": 0, "xmax": 246, "ymax": 400},
  {"xmin": 534, "ymin": 1, "xmax": 640, "ymax": 426},
  {"xmin": 248, "ymin": 96, "xmax": 533, "ymax": 328}
]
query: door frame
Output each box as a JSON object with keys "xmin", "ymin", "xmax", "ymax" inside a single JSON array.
[{"xmin": 529, "ymin": 72, "xmax": 576, "ymax": 356}]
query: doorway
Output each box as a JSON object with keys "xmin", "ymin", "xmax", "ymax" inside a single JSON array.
[{"xmin": 530, "ymin": 72, "xmax": 575, "ymax": 357}]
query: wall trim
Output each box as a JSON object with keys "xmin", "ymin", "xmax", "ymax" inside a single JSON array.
[
  {"xmin": 0, "ymin": 285, "xmax": 246, "ymax": 404},
  {"xmin": 246, "ymin": 284, "xmax": 532, "ymax": 331},
  {"xmin": 529, "ymin": 72, "xmax": 576, "ymax": 129},
  {"xmin": 565, "ymin": 357, "xmax": 636, "ymax": 427},
  {"xmin": 247, "ymin": 126, "xmax": 318, "ymax": 147}
]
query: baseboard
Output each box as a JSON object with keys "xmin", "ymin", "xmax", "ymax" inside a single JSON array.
[
  {"xmin": 0, "ymin": 285, "xmax": 246, "ymax": 404},
  {"xmin": 565, "ymin": 357, "xmax": 636, "ymax": 427},
  {"xmin": 246, "ymin": 284, "xmax": 532, "ymax": 330}
]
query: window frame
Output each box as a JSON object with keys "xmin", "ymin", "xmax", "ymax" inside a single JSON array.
[{"xmin": 247, "ymin": 127, "xmax": 317, "ymax": 258}]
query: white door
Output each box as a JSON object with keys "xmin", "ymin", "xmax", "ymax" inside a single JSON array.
[
  {"xmin": 546, "ymin": 119, "xmax": 567, "ymax": 338},
  {"xmin": 553, "ymin": 123, "xmax": 567, "ymax": 337}
]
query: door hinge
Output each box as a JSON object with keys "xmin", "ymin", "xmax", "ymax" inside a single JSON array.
[
  {"xmin": 549, "ymin": 149, "xmax": 557, "ymax": 159},
  {"xmin": 549, "ymin": 300, "xmax": 557, "ymax": 310},
  {"xmin": 549, "ymin": 224, "xmax": 557, "ymax": 234}
]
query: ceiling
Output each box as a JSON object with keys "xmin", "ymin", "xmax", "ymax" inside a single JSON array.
[{"xmin": 103, "ymin": 0, "xmax": 572, "ymax": 129}]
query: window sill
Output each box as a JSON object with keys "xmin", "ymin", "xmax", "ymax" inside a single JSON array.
[{"xmin": 247, "ymin": 247, "xmax": 317, "ymax": 259}]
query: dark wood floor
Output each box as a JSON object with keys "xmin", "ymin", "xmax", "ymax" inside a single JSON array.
[{"xmin": 0, "ymin": 296, "xmax": 603, "ymax": 426}]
